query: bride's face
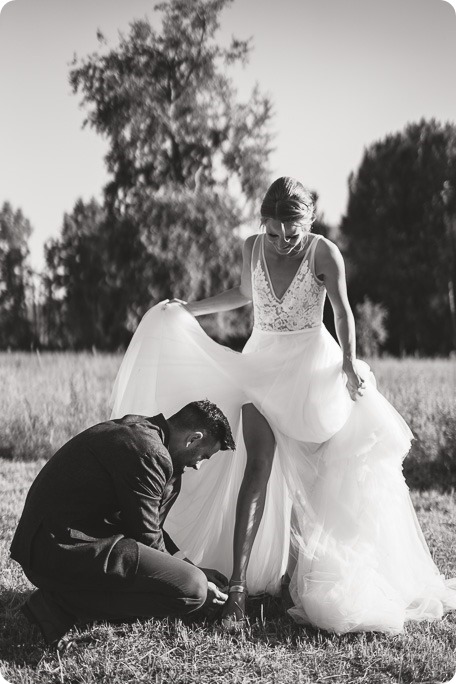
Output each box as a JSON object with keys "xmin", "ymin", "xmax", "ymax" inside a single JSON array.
[{"xmin": 264, "ymin": 218, "xmax": 304, "ymax": 255}]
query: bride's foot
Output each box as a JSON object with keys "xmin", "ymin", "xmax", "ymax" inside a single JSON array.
[{"xmin": 221, "ymin": 582, "xmax": 248, "ymax": 633}]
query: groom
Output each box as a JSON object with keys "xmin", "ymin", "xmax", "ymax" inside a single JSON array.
[{"xmin": 10, "ymin": 399, "xmax": 235, "ymax": 646}]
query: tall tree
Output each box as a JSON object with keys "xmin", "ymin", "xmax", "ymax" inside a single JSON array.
[
  {"xmin": 43, "ymin": 198, "xmax": 108, "ymax": 349},
  {"xmin": 311, "ymin": 191, "xmax": 332, "ymax": 239},
  {"xmin": 340, "ymin": 119, "xmax": 456, "ymax": 356},
  {"xmin": 0, "ymin": 202, "xmax": 34, "ymax": 349},
  {"xmin": 441, "ymin": 180, "xmax": 456, "ymax": 350},
  {"xmin": 68, "ymin": 0, "xmax": 274, "ymax": 346}
]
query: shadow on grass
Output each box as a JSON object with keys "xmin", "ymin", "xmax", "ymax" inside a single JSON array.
[
  {"xmin": 183, "ymin": 594, "xmax": 379, "ymax": 650},
  {"xmin": 404, "ymin": 439, "xmax": 456, "ymax": 492},
  {"xmin": 0, "ymin": 587, "xmax": 361, "ymax": 670},
  {"xmin": 0, "ymin": 587, "xmax": 47, "ymax": 666},
  {"xmin": 0, "ymin": 440, "xmax": 52, "ymax": 463},
  {"xmin": 0, "ymin": 445, "xmax": 20, "ymax": 460}
]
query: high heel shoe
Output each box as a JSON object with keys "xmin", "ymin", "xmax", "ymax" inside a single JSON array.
[{"xmin": 220, "ymin": 582, "xmax": 248, "ymax": 633}]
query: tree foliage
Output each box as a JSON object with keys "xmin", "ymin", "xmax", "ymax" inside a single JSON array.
[
  {"xmin": 311, "ymin": 191, "xmax": 332, "ymax": 239},
  {"xmin": 0, "ymin": 202, "xmax": 35, "ymax": 349},
  {"xmin": 43, "ymin": 199, "xmax": 108, "ymax": 349},
  {"xmin": 340, "ymin": 119, "xmax": 456, "ymax": 356},
  {"xmin": 355, "ymin": 298, "xmax": 388, "ymax": 358},
  {"xmin": 48, "ymin": 0, "xmax": 274, "ymax": 348}
]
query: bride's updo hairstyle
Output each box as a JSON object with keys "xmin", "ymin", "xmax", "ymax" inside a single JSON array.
[{"xmin": 260, "ymin": 177, "xmax": 316, "ymax": 253}]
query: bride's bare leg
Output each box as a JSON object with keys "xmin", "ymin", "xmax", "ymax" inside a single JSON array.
[{"xmin": 222, "ymin": 403, "xmax": 275, "ymax": 623}]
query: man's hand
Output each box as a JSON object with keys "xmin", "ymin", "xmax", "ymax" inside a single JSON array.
[
  {"xmin": 206, "ymin": 581, "xmax": 228, "ymax": 606},
  {"xmin": 199, "ymin": 568, "xmax": 228, "ymax": 588}
]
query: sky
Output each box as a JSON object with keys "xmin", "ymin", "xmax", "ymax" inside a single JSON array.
[{"xmin": 1, "ymin": 0, "xmax": 456, "ymax": 270}]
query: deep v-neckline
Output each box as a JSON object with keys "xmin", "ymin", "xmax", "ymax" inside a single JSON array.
[{"xmin": 261, "ymin": 235, "xmax": 311, "ymax": 303}]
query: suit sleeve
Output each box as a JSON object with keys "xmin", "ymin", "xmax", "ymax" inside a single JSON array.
[
  {"xmin": 162, "ymin": 530, "xmax": 179, "ymax": 555},
  {"xmin": 110, "ymin": 447, "xmax": 174, "ymax": 553}
]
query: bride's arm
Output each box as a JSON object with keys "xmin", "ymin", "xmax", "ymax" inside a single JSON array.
[
  {"xmin": 315, "ymin": 239, "xmax": 366, "ymax": 400},
  {"xmin": 181, "ymin": 235, "xmax": 255, "ymax": 317}
]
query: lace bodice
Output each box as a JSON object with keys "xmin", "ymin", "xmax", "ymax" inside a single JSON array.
[{"xmin": 252, "ymin": 234, "xmax": 326, "ymax": 332}]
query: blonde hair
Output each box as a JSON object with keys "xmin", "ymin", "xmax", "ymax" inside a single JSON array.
[{"xmin": 260, "ymin": 177, "xmax": 316, "ymax": 253}]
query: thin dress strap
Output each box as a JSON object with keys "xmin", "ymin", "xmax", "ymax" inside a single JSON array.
[
  {"xmin": 307, "ymin": 234, "xmax": 324, "ymax": 284},
  {"xmin": 251, "ymin": 234, "xmax": 262, "ymax": 274}
]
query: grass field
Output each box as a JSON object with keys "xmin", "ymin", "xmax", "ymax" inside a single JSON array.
[{"xmin": 1, "ymin": 353, "xmax": 456, "ymax": 684}]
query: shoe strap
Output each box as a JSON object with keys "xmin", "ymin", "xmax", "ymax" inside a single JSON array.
[{"xmin": 229, "ymin": 584, "xmax": 246, "ymax": 594}]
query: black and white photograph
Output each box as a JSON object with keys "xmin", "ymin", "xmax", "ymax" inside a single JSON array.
[{"xmin": 1, "ymin": 0, "xmax": 456, "ymax": 682}]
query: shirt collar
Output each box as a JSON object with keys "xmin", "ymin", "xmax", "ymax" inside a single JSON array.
[{"xmin": 146, "ymin": 414, "xmax": 170, "ymax": 449}]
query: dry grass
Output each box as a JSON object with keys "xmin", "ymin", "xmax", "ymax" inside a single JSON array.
[
  {"xmin": 368, "ymin": 358, "xmax": 456, "ymax": 491},
  {"xmin": 1, "ymin": 354, "xmax": 456, "ymax": 683},
  {"xmin": 0, "ymin": 352, "xmax": 117, "ymax": 462}
]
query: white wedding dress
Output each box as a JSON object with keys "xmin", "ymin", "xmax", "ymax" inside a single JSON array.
[{"xmin": 110, "ymin": 233, "xmax": 456, "ymax": 634}]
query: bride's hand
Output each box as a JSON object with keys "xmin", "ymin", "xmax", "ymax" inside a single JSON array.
[
  {"xmin": 163, "ymin": 298, "xmax": 188, "ymax": 310},
  {"xmin": 163, "ymin": 298, "xmax": 200, "ymax": 318},
  {"xmin": 343, "ymin": 362, "xmax": 366, "ymax": 401}
]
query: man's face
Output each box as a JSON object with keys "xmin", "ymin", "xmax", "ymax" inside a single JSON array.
[{"xmin": 173, "ymin": 433, "xmax": 221, "ymax": 473}]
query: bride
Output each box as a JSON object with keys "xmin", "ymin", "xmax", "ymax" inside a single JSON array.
[{"xmin": 110, "ymin": 176, "xmax": 456, "ymax": 634}]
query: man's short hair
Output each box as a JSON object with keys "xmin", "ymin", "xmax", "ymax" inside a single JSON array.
[{"xmin": 172, "ymin": 400, "xmax": 235, "ymax": 450}]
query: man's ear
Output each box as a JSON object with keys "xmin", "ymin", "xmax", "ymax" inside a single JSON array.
[{"xmin": 185, "ymin": 431, "xmax": 204, "ymax": 448}]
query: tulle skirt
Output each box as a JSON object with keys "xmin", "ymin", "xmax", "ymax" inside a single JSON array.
[{"xmin": 110, "ymin": 302, "xmax": 456, "ymax": 634}]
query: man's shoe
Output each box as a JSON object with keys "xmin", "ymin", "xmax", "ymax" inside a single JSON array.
[{"xmin": 21, "ymin": 590, "xmax": 74, "ymax": 647}]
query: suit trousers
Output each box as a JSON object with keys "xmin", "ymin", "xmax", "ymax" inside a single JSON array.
[{"xmin": 25, "ymin": 542, "xmax": 208, "ymax": 622}]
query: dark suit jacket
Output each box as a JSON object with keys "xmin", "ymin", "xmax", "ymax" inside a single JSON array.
[{"xmin": 10, "ymin": 414, "xmax": 182, "ymax": 589}]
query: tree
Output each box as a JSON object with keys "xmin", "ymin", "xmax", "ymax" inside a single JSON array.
[
  {"xmin": 67, "ymin": 0, "xmax": 274, "ymax": 347},
  {"xmin": 43, "ymin": 198, "xmax": 108, "ymax": 349},
  {"xmin": 0, "ymin": 202, "xmax": 35, "ymax": 349},
  {"xmin": 441, "ymin": 180, "xmax": 456, "ymax": 350},
  {"xmin": 355, "ymin": 298, "xmax": 388, "ymax": 357},
  {"xmin": 311, "ymin": 191, "xmax": 332, "ymax": 239},
  {"xmin": 340, "ymin": 119, "xmax": 456, "ymax": 356}
]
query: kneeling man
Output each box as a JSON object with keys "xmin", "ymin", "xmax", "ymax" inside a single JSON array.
[{"xmin": 11, "ymin": 400, "xmax": 234, "ymax": 646}]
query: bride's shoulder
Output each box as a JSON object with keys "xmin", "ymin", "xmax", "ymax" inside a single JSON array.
[
  {"xmin": 242, "ymin": 233, "xmax": 260, "ymax": 255},
  {"xmin": 241, "ymin": 233, "xmax": 260, "ymax": 272},
  {"xmin": 314, "ymin": 235, "xmax": 344, "ymax": 269},
  {"xmin": 314, "ymin": 234, "xmax": 341, "ymax": 255},
  {"xmin": 244, "ymin": 233, "xmax": 261, "ymax": 246}
]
